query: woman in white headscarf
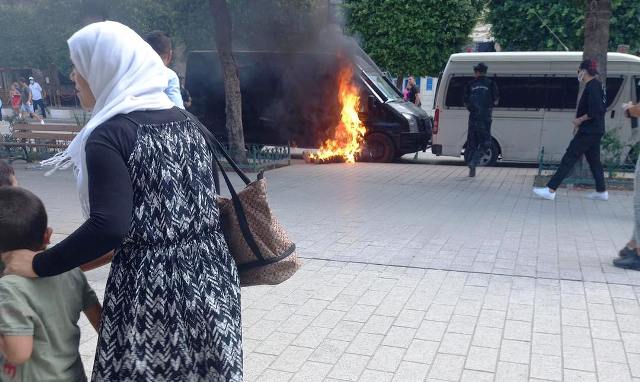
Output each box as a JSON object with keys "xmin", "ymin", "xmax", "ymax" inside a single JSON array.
[{"xmin": 1, "ymin": 22, "xmax": 243, "ymax": 381}]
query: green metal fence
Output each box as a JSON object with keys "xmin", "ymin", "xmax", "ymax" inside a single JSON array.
[
  {"xmin": 538, "ymin": 146, "xmax": 635, "ymax": 186},
  {"xmin": 214, "ymin": 143, "xmax": 291, "ymax": 173}
]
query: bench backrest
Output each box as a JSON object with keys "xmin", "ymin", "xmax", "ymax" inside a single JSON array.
[{"xmin": 12, "ymin": 123, "xmax": 82, "ymax": 141}]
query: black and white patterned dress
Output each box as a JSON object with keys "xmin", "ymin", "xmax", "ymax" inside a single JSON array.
[{"xmin": 89, "ymin": 112, "xmax": 243, "ymax": 381}]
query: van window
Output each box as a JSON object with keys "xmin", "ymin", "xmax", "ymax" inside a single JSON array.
[
  {"xmin": 493, "ymin": 77, "xmax": 547, "ymax": 109},
  {"xmin": 444, "ymin": 76, "xmax": 472, "ymax": 108},
  {"xmin": 445, "ymin": 75, "xmax": 625, "ymax": 110},
  {"xmin": 545, "ymin": 77, "xmax": 579, "ymax": 110},
  {"xmin": 605, "ymin": 77, "xmax": 623, "ymax": 108}
]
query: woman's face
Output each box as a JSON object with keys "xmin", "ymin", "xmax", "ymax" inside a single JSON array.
[{"xmin": 70, "ymin": 67, "xmax": 96, "ymax": 110}]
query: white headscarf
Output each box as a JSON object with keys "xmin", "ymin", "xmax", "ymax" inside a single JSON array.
[{"xmin": 42, "ymin": 21, "xmax": 174, "ymax": 217}]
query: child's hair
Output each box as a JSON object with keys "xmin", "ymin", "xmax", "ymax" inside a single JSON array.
[
  {"xmin": 0, "ymin": 160, "xmax": 15, "ymax": 187},
  {"xmin": 144, "ymin": 30, "xmax": 172, "ymax": 57},
  {"xmin": 0, "ymin": 187, "xmax": 47, "ymax": 253}
]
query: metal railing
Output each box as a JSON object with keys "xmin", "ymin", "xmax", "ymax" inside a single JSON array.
[
  {"xmin": 538, "ymin": 146, "xmax": 635, "ymax": 186},
  {"xmin": 214, "ymin": 143, "xmax": 291, "ymax": 173}
]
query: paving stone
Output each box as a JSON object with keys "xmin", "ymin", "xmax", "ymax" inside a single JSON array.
[
  {"xmin": 438, "ymin": 332, "xmax": 472, "ymax": 356},
  {"xmin": 499, "ymin": 339, "xmax": 531, "ymax": 364},
  {"xmin": 289, "ymin": 362, "xmax": 333, "ymax": 382},
  {"xmin": 428, "ymin": 353, "xmax": 465, "ymax": 381},
  {"xmin": 328, "ymin": 353, "xmax": 370, "ymax": 381},
  {"xmin": 367, "ymin": 346, "xmax": 405, "ymax": 373},
  {"xmin": 465, "ymin": 346, "xmax": 498, "ymax": 372},
  {"xmin": 403, "ymin": 339, "xmax": 439, "ymax": 364},
  {"xmin": 391, "ymin": 361, "xmax": 430, "ymax": 382},
  {"xmin": 530, "ymin": 354, "xmax": 562, "ymax": 381},
  {"xmin": 495, "ymin": 361, "xmax": 529, "ymax": 382}
]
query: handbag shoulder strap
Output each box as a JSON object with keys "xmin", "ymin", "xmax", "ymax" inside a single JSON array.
[{"xmin": 176, "ymin": 108, "xmax": 252, "ymax": 185}]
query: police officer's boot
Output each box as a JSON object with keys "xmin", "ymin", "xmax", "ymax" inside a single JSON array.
[{"xmin": 469, "ymin": 165, "xmax": 476, "ymax": 178}]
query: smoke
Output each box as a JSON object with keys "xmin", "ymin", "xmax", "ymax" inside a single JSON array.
[
  {"xmin": 188, "ymin": 0, "xmax": 370, "ymax": 148},
  {"xmin": 230, "ymin": 1, "xmax": 366, "ymax": 147}
]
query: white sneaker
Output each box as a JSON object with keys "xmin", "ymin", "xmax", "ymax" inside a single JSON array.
[
  {"xmin": 586, "ymin": 191, "xmax": 608, "ymax": 201},
  {"xmin": 533, "ymin": 187, "xmax": 556, "ymax": 200},
  {"xmin": 40, "ymin": 120, "xmax": 45, "ymax": 125}
]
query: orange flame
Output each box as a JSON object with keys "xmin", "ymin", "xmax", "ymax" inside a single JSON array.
[{"xmin": 310, "ymin": 67, "xmax": 366, "ymax": 163}]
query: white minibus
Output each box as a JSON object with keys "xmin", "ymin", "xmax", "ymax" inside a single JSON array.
[{"xmin": 431, "ymin": 52, "xmax": 640, "ymax": 164}]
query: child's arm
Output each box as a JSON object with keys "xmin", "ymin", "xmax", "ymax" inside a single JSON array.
[
  {"xmin": 80, "ymin": 250, "xmax": 114, "ymax": 272},
  {"xmin": 83, "ymin": 303, "xmax": 102, "ymax": 332},
  {"xmin": 0, "ymin": 335, "xmax": 33, "ymax": 365}
]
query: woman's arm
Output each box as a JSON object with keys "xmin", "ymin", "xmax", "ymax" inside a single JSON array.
[{"xmin": 31, "ymin": 130, "xmax": 134, "ymax": 277}]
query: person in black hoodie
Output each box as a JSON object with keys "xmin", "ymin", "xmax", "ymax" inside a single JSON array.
[
  {"xmin": 464, "ymin": 63, "xmax": 499, "ymax": 177},
  {"xmin": 533, "ymin": 59, "xmax": 608, "ymax": 201}
]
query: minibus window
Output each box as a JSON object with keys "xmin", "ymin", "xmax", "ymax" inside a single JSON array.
[
  {"xmin": 545, "ymin": 77, "xmax": 578, "ymax": 110},
  {"xmin": 605, "ymin": 77, "xmax": 624, "ymax": 108},
  {"xmin": 444, "ymin": 76, "xmax": 472, "ymax": 107},
  {"xmin": 493, "ymin": 77, "xmax": 547, "ymax": 109},
  {"xmin": 636, "ymin": 78, "xmax": 640, "ymax": 103}
]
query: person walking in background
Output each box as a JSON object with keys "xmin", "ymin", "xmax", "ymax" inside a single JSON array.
[
  {"xmin": 18, "ymin": 78, "xmax": 44, "ymax": 124},
  {"xmin": 1, "ymin": 22, "xmax": 242, "ymax": 380},
  {"xmin": 613, "ymin": 102, "xmax": 640, "ymax": 269},
  {"xmin": 144, "ymin": 30, "xmax": 184, "ymax": 109},
  {"xmin": 29, "ymin": 76, "xmax": 46, "ymax": 119},
  {"xmin": 406, "ymin": 76, "xmax": 421, "ymax": 106},
  {"xmin": 464, "ymin": 62, "xmax": 499, "ymax": 177},
  {"xmin": 10, "ymin": 82, "xmax": 21, "ymax": 117},
  {"xmin": 533, "ymin": 59, "xmax": 608, "ymax": 201}
]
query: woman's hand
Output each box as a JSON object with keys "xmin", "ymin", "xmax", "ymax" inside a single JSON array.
[{"xmin": 1, "ymin": 250, "xmax": 38, "ymax": 278}]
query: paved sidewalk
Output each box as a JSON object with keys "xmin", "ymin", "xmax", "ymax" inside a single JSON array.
[{"xmin": 13, "ymin": 161, "xmax": 639, "ymax": 381}]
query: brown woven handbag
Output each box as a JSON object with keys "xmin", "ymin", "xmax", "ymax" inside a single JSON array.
[{"xmin": 183, "ymin": 110, "xmax": 301, "ymax": 287}]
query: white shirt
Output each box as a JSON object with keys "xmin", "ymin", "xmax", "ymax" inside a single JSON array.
[
  {"xmin": 165, "ymin": 68, "xmax": 184, "ymax": 109},
  {"xmin": 29, "ymin": 82, "xmax": 43, "ymax": 101}
]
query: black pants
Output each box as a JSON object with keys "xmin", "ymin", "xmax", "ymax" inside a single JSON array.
[
  {"xmin": 33, "ymin": 99, "xmax": 46, "ymax": 118},
  {"xmin": 547, "ymin": 132, "xmax": 606, "ymax": 192},
  {"xmin": 467, "ymin": 117, "xmax": 492, "ymax": 167}
]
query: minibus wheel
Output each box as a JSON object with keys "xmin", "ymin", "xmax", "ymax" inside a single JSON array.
[
  {"xmin": 464, "ymin": 139, "xmax": 500, "ymax": 166},
  {"xmin": 364, "ymin": 133, "xmax": 396, "ymax": 163}
]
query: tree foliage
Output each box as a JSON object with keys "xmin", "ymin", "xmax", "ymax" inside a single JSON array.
[
  {"xmin": 487, "ymin": 0, "xmax": 640, "ymax": 52},
  {"xmin": 0, "ymin": 0, "xmax": 326, "ymax": 74},
  {"xmin": 344, "ymin": 0, "xmax": 484, "ymax": 76}
]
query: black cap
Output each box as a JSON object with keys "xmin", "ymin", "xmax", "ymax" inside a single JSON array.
[
  {"xmin": 473, "ymin": 62, "xmax": 488, "ymax": 73},
  {"xmin": 579, "ymin": 59, "xmax": 599, "ymax": 75}
]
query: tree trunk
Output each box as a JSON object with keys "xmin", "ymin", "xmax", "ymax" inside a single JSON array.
[
  {"xmin": 396, "ymin": 74, "xmax": 404, "ymax": 91},
  {"xmin": 572, "ymin": 0, "xmax": 611, "ymax": 178},
  {"xmin": 210, "ymin": 0, "xmax": 247, "ymax": 163}
]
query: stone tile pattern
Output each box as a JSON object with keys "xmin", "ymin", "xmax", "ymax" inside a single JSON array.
[{"xmin": 13, "ymin": 162, "xmax": 639, "ymax": 381}]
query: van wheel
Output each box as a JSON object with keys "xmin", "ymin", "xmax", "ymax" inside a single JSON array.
[
  {"xmin": 464, "ymin": 139, "xmax": 500, "ymax": 166},
  {"xmin": 364, "ymin": 134, "xmax": 396, "ymax": 163}
]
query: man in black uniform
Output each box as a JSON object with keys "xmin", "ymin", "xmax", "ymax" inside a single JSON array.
[
  {"xmin": 464, "ymin": 63, "xmax": 499, "ymax": 177},
  {"xmin": 533, "ymin": 59, "xmax": 608, "ymax": 201}
]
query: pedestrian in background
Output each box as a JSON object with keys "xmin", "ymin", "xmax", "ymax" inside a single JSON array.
[
  {"xmin": 613, "ymin": 101, "xmax": 640, "ymax": 270},
  {"xmin": 29, "ymin": 76, "xmax": 47, "ymax": 119},
  {"xmin": 533, "ymin": 59, "xmax": 607, "ymax": 201},
  {"xmin": 144, "ymin": 30, "xmax": 184, "ymax": 109},
  {"xmin": 406, "ymin": 76, "xmax": 421, "ymax": 106},
  {"xmin": 464, "ymin": 62, "xmax": 499, "ymax": 177},
  {"xmin": 10, "ymin": 82, "xmax": 21, "ymax": 116},
  {"xmin": 18, "ymin": 78, "xmax": 44, "ymax": 124}
]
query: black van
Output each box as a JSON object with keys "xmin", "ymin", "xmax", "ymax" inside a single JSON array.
[{"xmin": 186, "ymin": 48, "xmax": 431, "ymax": 162}]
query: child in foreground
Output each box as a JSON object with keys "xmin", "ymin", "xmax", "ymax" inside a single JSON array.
[
  {"xmin": 0, "ymin": 160, "xmax": 17, "ymax": 187},
  {"xmin": 0, "ymin": 187, "xmax": 102, "ymax": 382}
]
